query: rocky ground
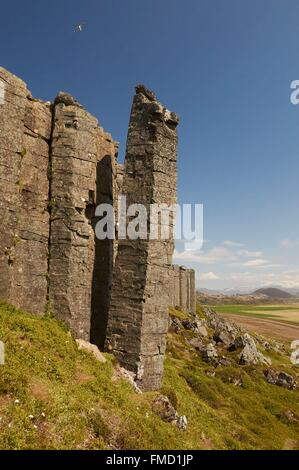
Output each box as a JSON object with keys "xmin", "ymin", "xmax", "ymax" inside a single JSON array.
[
  {"xmin": 168, "ymin": 306, "xmax": 297, "ymax": 392},
  {"xmin": 0, "ymin": 300, "xmax": 298, "ymax": 449}
]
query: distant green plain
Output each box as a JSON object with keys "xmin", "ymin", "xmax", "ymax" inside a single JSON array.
[{"xmin": 213, "ymin": 304, "xmax": 299, "ymax": 326}]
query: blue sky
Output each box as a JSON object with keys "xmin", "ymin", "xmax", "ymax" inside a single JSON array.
[{"xmin": 1, "ymin": 0, "xmax": 299, "ymax": 290}]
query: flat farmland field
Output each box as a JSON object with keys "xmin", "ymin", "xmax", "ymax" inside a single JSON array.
[{"xmin": 213, "ymin": 304, "xmax": 299, "ymax": 342}]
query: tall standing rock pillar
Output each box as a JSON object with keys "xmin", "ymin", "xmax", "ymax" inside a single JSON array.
[{"xmin": 105, "ymin": 85, "xmax": 179, "ymax": 391}]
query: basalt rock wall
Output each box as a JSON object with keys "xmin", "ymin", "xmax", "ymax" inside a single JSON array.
[
  {"xmin": 169, "ymin": 265, "xmax": 196, "ymax": 313},
  {"xmin": 0, "ymin": 68, "xmax": 196, "ymax": 391},
  {"xmin": 0, "ymin": 68, "xmax": 51, "ymax": 315},
  {"xmin": 0, "ymin": 68, "xmax": 118, "ymax": 343}
]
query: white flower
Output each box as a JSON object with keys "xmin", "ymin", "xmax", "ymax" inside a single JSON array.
[{"xmin": 14, "ymin": 399, "xmax": 20, "ymax": 404}]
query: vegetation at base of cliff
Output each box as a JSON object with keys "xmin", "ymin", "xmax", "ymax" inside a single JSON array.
[{"xmin": 0, "ymin": 301, "xmax": 298, "ymax": 450}]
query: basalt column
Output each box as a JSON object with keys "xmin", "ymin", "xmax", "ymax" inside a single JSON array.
[
  {"xmin": 189, "ymin": 268, "xmax": 196, "ymax": 313},
  {"xmin": 105, "ymin": 85, "xmax": 179, "ymax": 391},
  {"xmin": 0, "ymin": 68, "xmax": 51, "ymax": 314},
  {"xmin": 169, "ymin": 265, "xmax": 181, "ymax": 309},
  {"xmin": 48, "ymin": 93, "xmax": 117, "ymax": 341},
  {"xmin": 168, "ymin": 265, "xmax": 196, "ymax": 313}
]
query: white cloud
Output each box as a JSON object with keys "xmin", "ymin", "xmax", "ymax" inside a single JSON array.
[
  {"xmin": 222, "ymin": 240, "xmax": 244, "ymax": 247},
  {"xmin": 243, "ymin": 258, "xmax": 269, "ymax": 267},
  {"xmin": 195, "ymin": 269, "xmax": 299, "ymax": 290},
  {"xmin": 174, "ymin": 240, "xmax": 293, "ymax": 290},
  {"xmin": 200, "ymin": 272, "xmax": 219, "ymax": 281},
  {"xmin": 221, "ymin": 270, "xmax": 299, "ymax": 289},
  {"xmin": 280, "ymin": 238, "xmax": 299, "ymax": 248},
  {"xmin": 174, "ymin": 246, "xmax": 237, "ymax": 265},
  {"xmin": 237, "ymin": 249, "xmax": 263, "ymax": 258},
  {"xmin": 174, "ymin": 244, "xmax": 264, "ymax": 266}
]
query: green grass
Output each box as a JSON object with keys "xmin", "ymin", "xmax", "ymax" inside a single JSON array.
[
  {"xmin": 0, "ymin": 302, "xmax": 298, "ymax": 450},
  {"xmin": 214, "ymin": 305, "xmax": 299, "ymax": 313},
  {"xmin": 212, "ymin": 304, "xmax": 299, "ymax": 324}
]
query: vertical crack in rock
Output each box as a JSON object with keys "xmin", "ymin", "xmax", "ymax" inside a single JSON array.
[
  {"xmin": 46, "ymin": 101, "xmax": 56, "ymax": 311},
  {"xmin": 90, "ymin": 132, "xmax": 119, "ymax": 348},
  {"xmin": 105, "ymin": 85, "xmax": 179, "ymax": 391}
]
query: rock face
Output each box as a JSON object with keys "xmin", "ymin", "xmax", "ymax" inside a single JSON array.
[
  {"xmin": 0, "ymin": 68, "xmax": 196, "ymax": 391},
  {"xmin": 48, "ymin": 98, "xmax": 117, "ymax": 343},
  {"xmin": 152, "ymin": 395, "xmax": 187, "ymax": 430},
  {"xmin": 76, "ymin": 339, "xmax": 107, "ymax": 363},
  {"xmin": 176, "ymin": 306, "xmax": 273, "ymax": 371},
  {"xmin": 181, "ymin": 318, "xmax": 208, "ymax": 337},
  {"xmin": 169, "ymin": 265, "xmax": 196, "ymax": 313},
  {"xmin": 213, "ymin": 329, "xmax": 234, "ymax": 346},
  {"xmin": 201, "ymin": 343, "xmax": 218, "ymax": 362},
  {"xmin": 229, "ymin": 333, "xmax": 255, "ymax": 352},
  {"xmin": 264, "ymin": 369, "xmax": 297, "ymax": 390},
  {"xmin": 0, "ymin": 68, "xmax": 119, "ymax": 338},
  {"xmin": 105, "ymin": 85, "xmax": 179, "ymax": 391},
  {"xmin": 169, "ymin": 316, "xmax": 183, "ymax": 333},
  {"xmin": 205, "ymin": 307, "xmax": 239, "ymax": 338},
  {"xmin": 239, "ymin": 343, "xmax": 269, "ymax": 366},
  {"xmin": 0, "ymin": 68, "xmax": 51, "ymax": 315},
  {"xmin": 228, "ymin": 333, "xmax": 271, "ymax": 366}
]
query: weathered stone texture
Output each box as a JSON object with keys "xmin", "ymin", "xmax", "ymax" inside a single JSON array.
[
  {"xmin": 116, "ymin": 163, "xmax": 124, "ymax": 196},
  {"xmin": 105, "ymin": 86, "xmax": 179, "ymax": 391},
  {"xmin": 49, "ymin": 96, "xmax": 117, "ymax": 341},
  {"xmin": 0, "ymin": 68, "xmax": 51, "ymax": 314},
  {"xmin": 112, "ymin": 162, "xmax": 124, "ymax": 263},
  {"xmin": 169, "ymin": 265, "xmax": 196, "ymax": 313}
]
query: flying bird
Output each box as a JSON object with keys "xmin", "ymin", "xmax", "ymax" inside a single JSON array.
[{"xmin": 74, "ymin": 22, "xmax": 86, "ymax": 33}]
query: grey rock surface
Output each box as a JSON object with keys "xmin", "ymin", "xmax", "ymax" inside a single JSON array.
[
  {"xmin": 264, "ymin": 368, "xmax": 296, "ymax": 389},
  {"xmin": 105, "ymin": 86, "xmax": 179, "ymax": 391},
  {"xmin": 76, "ymin": 338, "xmax": 107, "ymax": 363}
]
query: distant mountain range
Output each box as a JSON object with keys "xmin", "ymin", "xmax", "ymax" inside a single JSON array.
[
  {"xmin": 252, "ymin": 287, "xmax": 294, "ymax": 299},
  {"xmin": 198, "ymin": 286, "xmax": 299, "ymax": 298}
]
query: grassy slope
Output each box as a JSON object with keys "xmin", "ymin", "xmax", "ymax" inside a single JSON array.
[{"xmin": 0, "ymin": 301, "xmax": 298, "ymax": 450}]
